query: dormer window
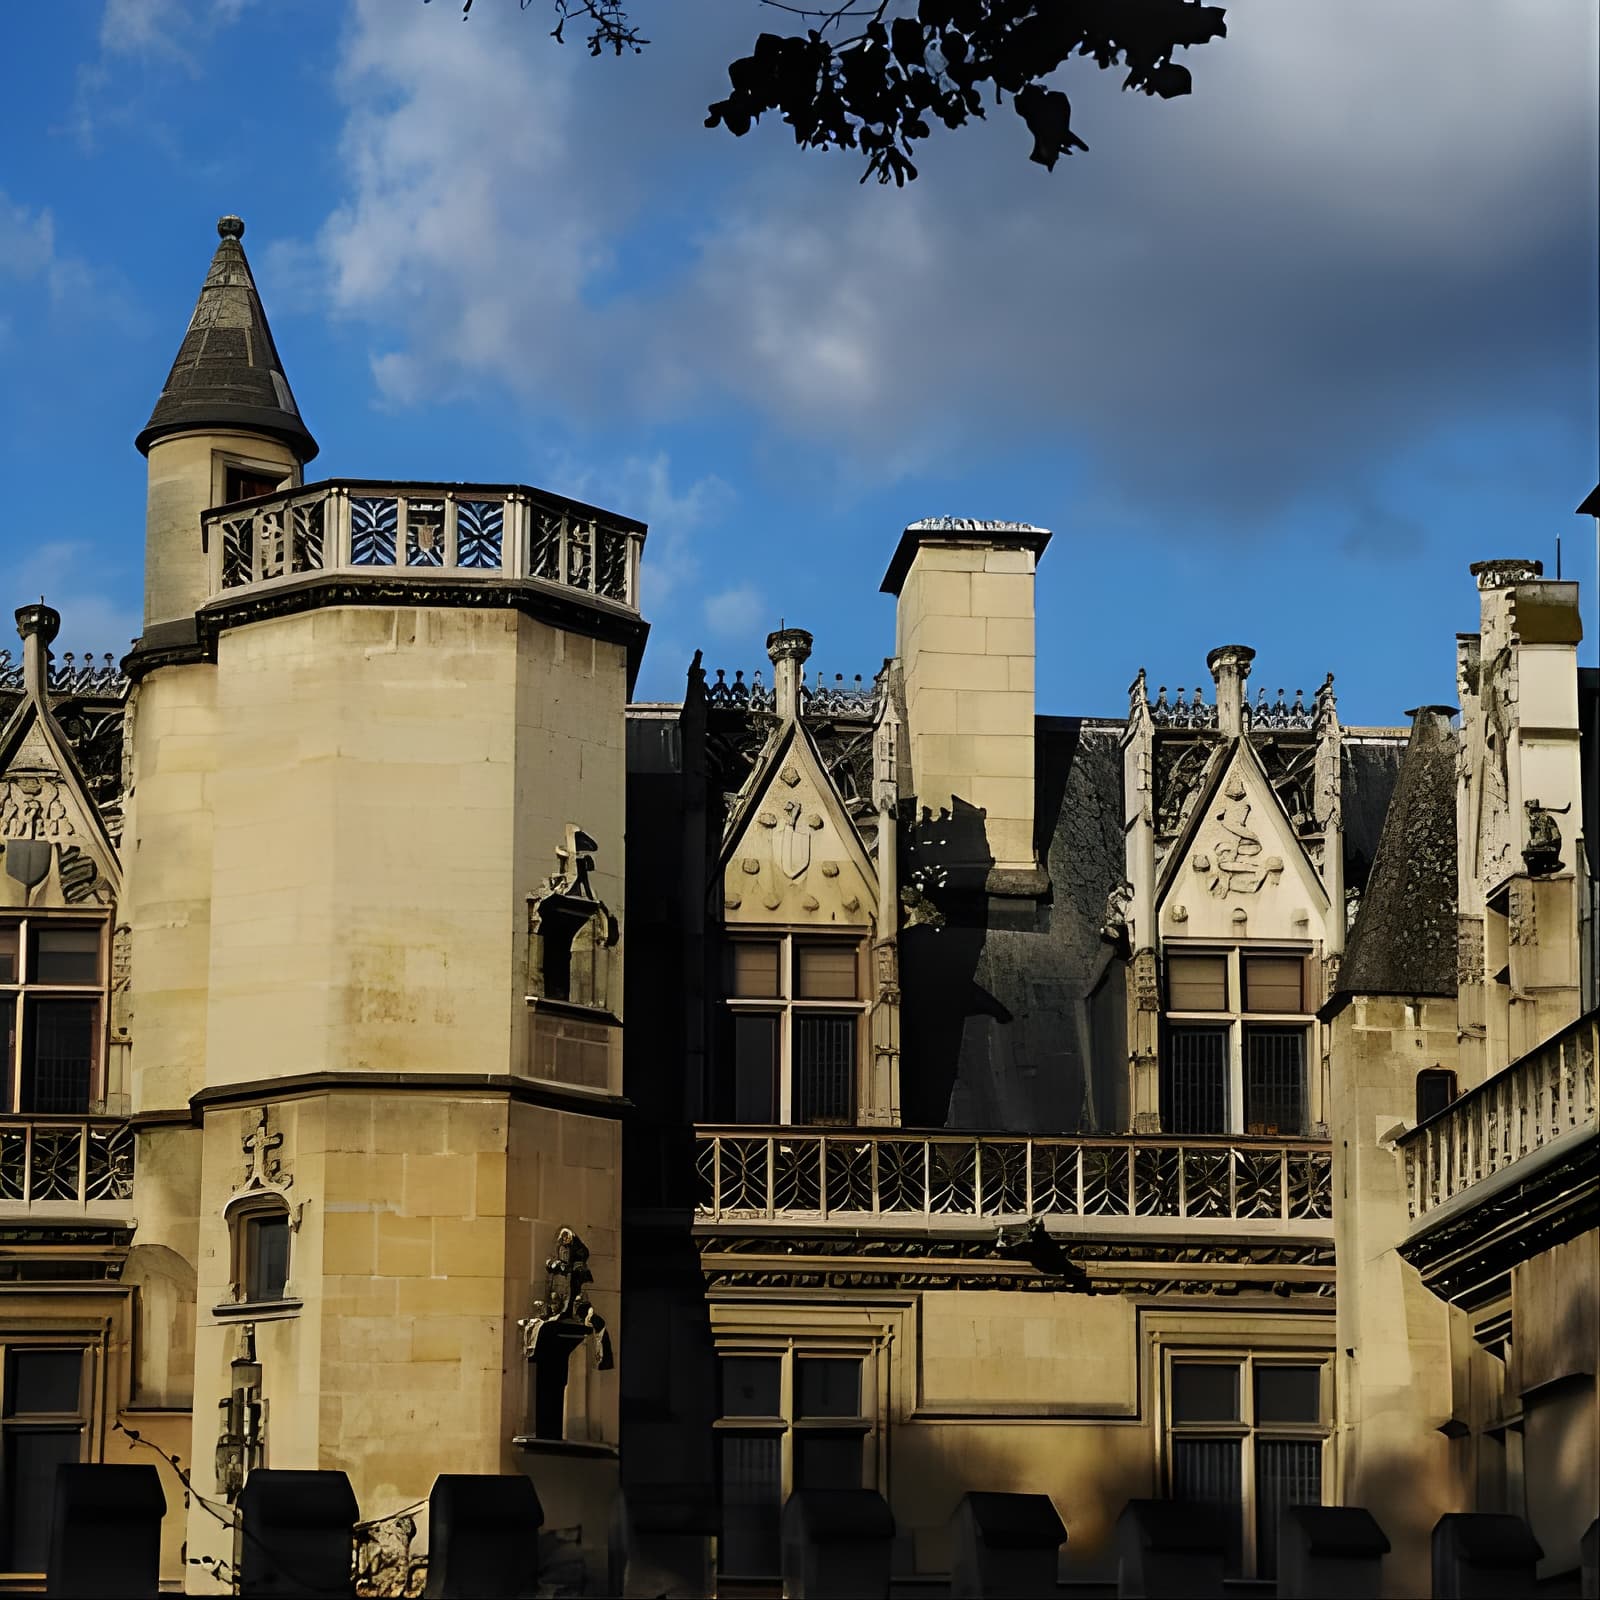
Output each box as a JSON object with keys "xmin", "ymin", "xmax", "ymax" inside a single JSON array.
[
  {"xmin": 723, "ymin": 935, "xmax": 865, "ymax": 1125},
  {"xmin": 1162, "ymin": 949, "xmax": 1316, "ymax": 1136},
  {"xmin": 0, "ymin": 918, "xmax": 106, "ymax": 1115}
]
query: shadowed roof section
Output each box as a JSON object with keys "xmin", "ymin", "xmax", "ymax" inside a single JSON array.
[
  {"xmin": 1334, "ymin": 704, "xmax": 1459, "ymax": 1002},
  {"xmin": 135, "ymin": 215, "xmax": 318, "ymax": 462}
]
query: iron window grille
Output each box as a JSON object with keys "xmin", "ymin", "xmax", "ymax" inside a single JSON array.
[
  {"xmin": 713, "ymin": 1344, "xmax": 875, "ymax": 1580},
  {"xmin": 1163, "ymin": 1351, "xmax": 1329, "ymax": 1581},
  {"xmin": 0, "ymin": 918, "xmax": 108, "ymax": 1116},
  {"xmin": 724, "ymin": 935, "xmax": 867, "ymax": 1126},
  {"xmin": 1161, "ymin": 948, "xmax": 1318, "ymax": 1136}
]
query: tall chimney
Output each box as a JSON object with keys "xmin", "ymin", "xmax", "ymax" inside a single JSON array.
[
  {"xmin": 15, "ymin": 603, "xmax": 59, "ymax": 701},
  {"xmin": 1206, "ymin": 644, "xmax": 1256, "ymax": 736},
  {"xmin": 882, "ymin": 517, "xmax": 1051, "ymax": 892}
]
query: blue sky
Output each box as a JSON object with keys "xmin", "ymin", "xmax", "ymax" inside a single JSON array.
[{"xmin": 2, "ymin": 0, "xmax": 1595, "ymax": 718}]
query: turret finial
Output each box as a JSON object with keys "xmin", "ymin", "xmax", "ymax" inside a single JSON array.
[{"xmin": 217, "ymin": 215, "xmax": 245, "ymax": 240}]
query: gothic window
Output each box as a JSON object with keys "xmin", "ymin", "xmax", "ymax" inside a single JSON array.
[
  {"xmin": 715, "ymin": 1347, "xmax": 875, "ymax": 1579},
  {"xmin": 0, "ymin": 917, "xmax": 106, "ymax": 1115},
  {"xmin": 0, "ymin": 1345, "xmax": 87, "ymax": 1576},
  {"xmin": 723, "ymin": 936, "xmax": 865, "ymax": 1125},
  {"xmin": 230, "ymin": 1198, "xmax": 292, "ymax": 1305},
  {"xmin": 1162, "ymin": 949, "xmax": 1315, "ymax": 1136},
  {"xmin": 1165, "ymin": 1353, "xmax": 1328, "ymax": 1579}
]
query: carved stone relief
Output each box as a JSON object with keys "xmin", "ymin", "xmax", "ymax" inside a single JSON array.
[
  {"xmin": 1457, "ymin": 918, "xmax": 1485, "ymax": 985},
  {"xmin": 1191, "ymin": 776, "xmax": 1283, "ymax": 898}
]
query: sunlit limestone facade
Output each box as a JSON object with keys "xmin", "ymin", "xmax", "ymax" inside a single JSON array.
[{"xmin": 0, "ymin": 217, "xmax": 644, "ymax": 1592}]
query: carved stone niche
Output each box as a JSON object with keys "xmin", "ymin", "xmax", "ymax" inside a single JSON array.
[{"xmin": 527, "ymin": 824, "xmax": 620, "ymax": 1012}]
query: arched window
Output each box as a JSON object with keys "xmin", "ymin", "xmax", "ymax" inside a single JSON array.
[{"xmin": 228, "ymin": 1197, "xmax": 292, "ymax": 1305}]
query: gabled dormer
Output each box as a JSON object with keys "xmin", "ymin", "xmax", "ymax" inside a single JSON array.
[
  {"xmin": 1121, "ymin": 644, "xmax": 1343, "ymax": 1138},
  {"xmin": 712, "ymin": 629, "xmax": 899, "ymax": 1126}
]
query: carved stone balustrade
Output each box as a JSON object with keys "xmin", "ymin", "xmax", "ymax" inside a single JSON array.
[
  {"xmin": 694, "ymin": 1129, "xmax": 1332, "ymax": 1235},
  {"xmin": 0, "ymin": 649, "xmax": 128, "ymax": 700},
  {"xmin": 0, "ymin": 1117, "xmax": 136, "ymax": 1212},
  {"xmin": 705, "ymin": 666, "xmax": 879, "ymax": 721},
  {"xmin": 201, "ymin": 480, "xmax": 645, "ymax": 613},
  {"xmin": 1399, "ymin": 1011, "xmax": 1597, "ymax": 1224}
]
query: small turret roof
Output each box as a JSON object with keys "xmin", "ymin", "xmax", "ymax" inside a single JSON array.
[
  {"xmin": 135, "ymin": 215, "xmax": 318, "ymax": 461},
  {"xmin": 1333, "ymin": 704, "xmax": 1458, "ymax": 1001}
]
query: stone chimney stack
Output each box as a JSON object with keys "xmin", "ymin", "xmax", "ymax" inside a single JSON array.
[
  {"xmin": 767, "ymin": 627, "xmax": 813, "ymax": 722},
  {"xmin": 15, "ymin": 603, "xmax": 59, "ymax": 701},
  {"xmin": 1206, "ymin": 645, "xmax": 1256, "ymax": 736},
  {"xmin": 881, "ymin": 517, "xmax": 1051, "ymax": 893}
]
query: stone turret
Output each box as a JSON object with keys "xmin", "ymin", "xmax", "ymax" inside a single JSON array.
[{"xmin": 136, "ymin": 216, "xmax": 317, "ymax": 631}]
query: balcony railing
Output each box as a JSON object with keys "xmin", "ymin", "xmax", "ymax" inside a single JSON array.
[
  {"xmin": 1400, "ymin": 1012, "xmax": 1598, "ymax": 1222},
  {"xmin": 202, "ymin": 480, "xmax": 645, "ymax": 612},
  {"xmin": 0, "ymin": 1119, "xmax": 135, "ymax": 1210},
  {"xmin": 694, "ymin": 1130, "xmax": 1332, "ymax": 1231}
]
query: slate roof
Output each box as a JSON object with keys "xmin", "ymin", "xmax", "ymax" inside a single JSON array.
[
  {"xmin": 1334, "ymin": 705, "xmax": 1459, "ymax": 1000},
  {"xmin": 135, "ymin": 216, "xmax": 318, "ymax": 462}
]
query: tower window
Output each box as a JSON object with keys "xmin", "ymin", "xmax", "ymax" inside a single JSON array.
[
  {"xmin": 224, "ymin": 465, "xmax": 282, "ymax": 504},
  {"xmin": 231, "ymin": 1202, "xmax": 292, "ymax": 1305}
]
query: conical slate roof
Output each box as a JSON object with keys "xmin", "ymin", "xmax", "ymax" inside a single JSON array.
[
  {"xmin": 1335, "ymin": 704, "xmax": 1459, "ymax": 1000},
  {"xmin": 135, "ymin": 216, "xmax": 318, "ymax": 461}
]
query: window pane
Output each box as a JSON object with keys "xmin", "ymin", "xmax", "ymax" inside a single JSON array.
[
  {"xmin": 6, "ymin": 1350, "xmax": 84, "ymax": 1416},
  {"xmin": 246, "ymin": 1214, "xmax": 290, "ymax": 1301},
  {"xmin": 30, "ymin": 927, "xmax": 99, "ymax": 986},
  {"xmin": 1171, "ymin": 1437, "xmax": 1242, "ymax": 1573},
  {"xmin": 720, "ymin": 1434, "xmax": 781, "ymax": 1576},
  {"xmin": 732, "ymin": 1015, "xmax": 778, "ymax": 1124},
  {"xmin": 1243, "ymin": 1027, "xmax": 1306, "ymax": 1135},
  {"xmin": 1171, "ymin": 1362, "xmax": 1240, "ymax": 1422},
  {"xmin": 4, "ymin": 1429, "xmax": 80, "ymax": 1573},
  {"xmin": 794, "ymin": 1432, "xmax": 863, "ymax": 1491},
  {"xmin": 0, "ymin": 925, "xmax": 17, "ymax": 984},
  {"xmin": 796, "ymin": 944, "xmax": 856, "ymax": 1000},
  {"xmin": 794, "ymin": 1015, "xmax": 856, "ymax": 1125},
  {"xmin": 731, "ymin": 943, "xmax": 780, "ymax": 998},
  {"xmin": 1167, "ymin": 954, "xmax": 1227, "ymax": 1011},
  {"xmin": 720, "ymin": 1357, "xmax": 781, "ymax": 1418},
  {"xmin": 1163, "ymin": 1026, "xmax": 1228, "ymax": 1134},
  {"xmin": 796, "ymin": 1358, "xmax": 860, "ymax": 1419},
  {"xmin": 21, "ymin": 1000, "xmax": 96, "ymax": 1114},
  {"xmin": 1416, "ymin": 1069, "xmax": 1457, "ymax": 1123},
  {"xmin": 1255, "ymin": 1365, "xmax": 1322, "ymax": 1424},
  {"xmin": 1244, "ymin": 955, "xmax": 1303, "ymax": 1013},
  {"xmin": 1256, "ymin": 1439, "xmax": 1322, "ymax": 1578},
  {"xmin": 0, "ymin": 999, "xmax": 14, "ymax": 1113}
]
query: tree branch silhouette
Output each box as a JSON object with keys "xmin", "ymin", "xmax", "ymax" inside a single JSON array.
[{"xmin": 440, "ymin": 0, "xmax": 1228, "ymax": 185}]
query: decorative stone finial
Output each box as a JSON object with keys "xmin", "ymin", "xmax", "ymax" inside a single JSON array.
[
  {"xmin": 15, "ymin": 603, "xmax": 60, "ymax": 648},
  {"xmin": 1205, "ymin": 644, "xmax": 1255, "ymax": 736},
  {"xmin": 767, "ymin": 627, "xmax": 813, "ymax": 723},
  {"xmin": 217, "ymin": 215, "xmax": 245, "ymax": 240},
  {"xmin": 14, "ymin": 602, "xmax": 59, "ymax": 703},
  {"xmin": 766, "ymin": 627, "xmax": 813, "ymax": 666}
]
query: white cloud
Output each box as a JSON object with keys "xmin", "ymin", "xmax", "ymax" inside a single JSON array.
[
  {"xmin": 11, "ymin": 543, "xmax": 141, "ymax": 662},
  {"xmin": 300, "ymin": 0, "xmax": 1596, "ymax": 524},
  {"xmin": 0, "ymin": 192, "xmax": 136, "ymax": 325},
  {"xmin": 702, "ymin": 583, "xmax": 765, "ymax": 641}
]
